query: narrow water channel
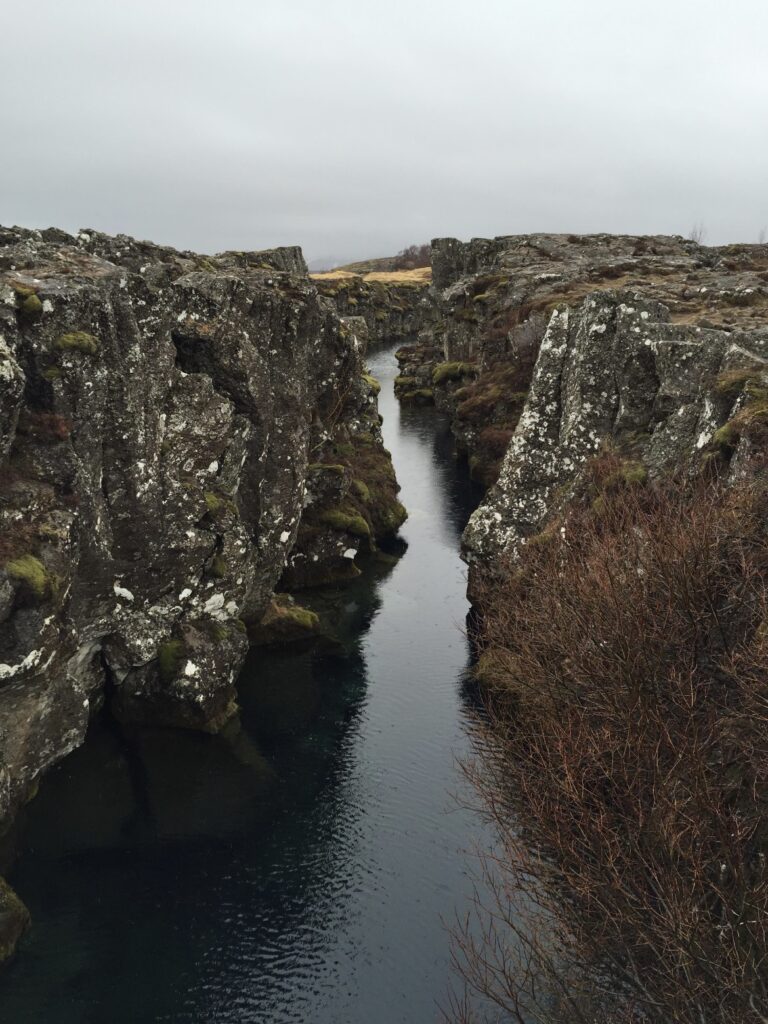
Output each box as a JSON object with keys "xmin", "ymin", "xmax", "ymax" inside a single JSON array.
[{"xmin": 0, "ymin": 343, "xmax": 486, "ymax": 1023}]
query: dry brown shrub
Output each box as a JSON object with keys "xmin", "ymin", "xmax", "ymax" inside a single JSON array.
[{"xmin": 451, "ymin": 469, "xmax": 768, "ymax": 1024}]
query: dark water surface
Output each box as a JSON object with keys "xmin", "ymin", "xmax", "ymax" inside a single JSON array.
[{"xmin": 0, "ymin": 345, "xmax": 487, "ymax": 1023}]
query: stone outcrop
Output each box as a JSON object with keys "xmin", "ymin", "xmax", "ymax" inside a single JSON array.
[
  {"xmin": 463, "ymin": 291, "xmax": 768, "ymax": 574},
  {"xmin": 312, "ymin": 273, "xmax": 433, "ymax": 349},
  {"xmin": 400, "ymin": 232, "xmax": 768, "ymax": 489},
  {"xmin": 0, "ymin": 225, "xmax": 403, "ymax": 838}
]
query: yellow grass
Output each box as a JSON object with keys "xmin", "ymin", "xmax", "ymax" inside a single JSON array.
[{"xmin": 311, "ymin": 266, "xmax": 431, "ymax": 285}]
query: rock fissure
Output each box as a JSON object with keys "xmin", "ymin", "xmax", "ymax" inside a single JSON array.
[{"xmin": 0, "ymin": 225, "xmax": 406, "ymax": 909}]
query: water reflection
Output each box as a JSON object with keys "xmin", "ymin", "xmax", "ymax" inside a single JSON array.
[{"xmin": 0, "ymin": 345, "xmax": 488, "ymax": 1024}]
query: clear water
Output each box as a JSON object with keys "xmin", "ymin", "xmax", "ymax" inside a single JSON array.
[{"xmin": 0, "ymin": 344, "xmax": 487, "ymax": 1024}]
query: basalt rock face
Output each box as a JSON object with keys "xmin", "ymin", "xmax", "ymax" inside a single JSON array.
[
  {"xmin": 402, "ymin": 233, "xmax": 768, "ymax": 489},
  {"xmin": 313, "ymin": 274, "xmax": 434, "ymax": 349},
  {"xmin": 0, "ymin": 226, "xmax": 401, "ymax": 836},
  {"xmin": 463, "ymin": 291, "xmax": 768, "ymax": 579}
]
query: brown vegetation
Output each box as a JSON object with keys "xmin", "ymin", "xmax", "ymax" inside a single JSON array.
[
  {"xmin": 452, "ymin": 460, "xmax": 768, "ymax": 1024},
  {"xmin": 392, "ymin": 243, "xmax": 431, "ymax": 271}
]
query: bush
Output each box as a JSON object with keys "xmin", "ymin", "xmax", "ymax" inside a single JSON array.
[
  {"xmin": 453, "ymin": 470, "xmax": 768, "ymax": 1024},
  {"xmin": 392, "ymin": 243, "xmax": 431, "ymax": 271}
]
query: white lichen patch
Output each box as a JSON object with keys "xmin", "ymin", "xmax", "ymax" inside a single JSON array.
[{"xmin": 113, "ymin": 581, "xmax": 135, "ymax": 602}]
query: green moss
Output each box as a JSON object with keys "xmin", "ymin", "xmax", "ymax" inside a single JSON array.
[
  {"xmin": 5, "ymin": 554, "xmax": 49, "ymax": 599},
  {"xmin": 233, "ymin": 618, "xmax": 248, "ymax": 634},
  {"xmin": 205, "ymin": 621, "xmax": 229, "ymax": 642},
  {"xmin": 399, "ymin": 388, "xmax": 434, "ymax": 405},
  {"xmin": 157, "ymin": 640, "xmax": 187, "ymax": 683},
  {"xmin": 54, "ymin": 332, "xmax": 99, "ymax": 356},
  {"xmin": 432, "ymin": 361, "xmax": 477, "ymax": 386},
  {"xmin": 375, "ymin": 500, "xmax": 407, "ymax": 533},
  {"xmin": 362, "ymin": 373, "xmax": 381, "ymax": 395},
  {"xmin": 253, "ymin": 595, "xmax": 321, "ymax": 642},
  {"xmin": 210, "ymin": 554, "xmax": 228, "ymax": 578},
  {"xmin": 203, "ymin": 491, "xmax": 237, "ymax": 519},
  {"xmin": 318, "ymin": 508, "xmax": 371, "ymax": 537},
  {"xmin": 352, "ymin": 479, "xmax": 371, "ymax": 503},
  {"xmin": 273, "ymin": 600, "xmax": 319, "ymax": 631},
  {"xmin": 19, "ymin": 293, "xmax": 43, "ymax": 321},
  {"xmin": 42, "ymin": 367, "xmax": 62, "ymax": 381},
  {"xmin": 713, "ymin": 422, "xmax": 738, "ymax": 449},
  {"xmin": 611, "ymin": 462, "xmax": 648, "ymax": 488},
  {"xmin": 204, "ymin": 491, "xmax": 223, "ymax": 516},
  {"xmin": 393, "ymin": 374, "xmax": 417, "ymax": 390},
  {"xmin": 374, "ymin": 310, "xmax": 388, "ymax": 322},
  {"xmin": 10, "ymin": 283, "xmax": 36, "ymax": 299}
]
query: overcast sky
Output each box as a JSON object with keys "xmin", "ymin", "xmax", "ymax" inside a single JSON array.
[{"xmin": 2, "ymin": 0, "xmax": 767, "ymax": 264}]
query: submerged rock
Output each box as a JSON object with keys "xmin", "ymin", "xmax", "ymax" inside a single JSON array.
[{"xmin": 0, "ymin": 876, "xmax": 29, "ymax": 965}]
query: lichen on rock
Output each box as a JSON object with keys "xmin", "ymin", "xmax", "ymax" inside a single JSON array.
[{"xmin": 0, "ymin": 224, "xmax": 405, "ymax": 838}]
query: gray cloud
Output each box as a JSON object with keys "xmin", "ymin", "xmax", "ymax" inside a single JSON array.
[{"xmin": 3, "ymin": 0, "xmax": 767, "ymax": 262}]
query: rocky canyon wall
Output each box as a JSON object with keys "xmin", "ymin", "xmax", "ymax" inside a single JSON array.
[{"xmin": 0, "ymin": 226, "xmax": 403, "ymax": 842}]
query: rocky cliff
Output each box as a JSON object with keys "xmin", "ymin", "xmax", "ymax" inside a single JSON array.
[
  {"xmin": 463, "ymin": 291, "xmax": 768, "ymax": 579},
  {"xmin": 312, "ymin": 272, "xmax": 433, "ymax": 349},
  {"xmin": 398, "ymin": 232, "xmax": 768, "ymax": 487},
  {"xmin": 0, "ymin": 226, "xmax": 404, "ymax": 856}
]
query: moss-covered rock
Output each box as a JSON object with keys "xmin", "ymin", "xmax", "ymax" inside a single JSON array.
[
  {"xmin": 209, "ymin": 554, "xmax": 228, "ymax": 578},
  {"xmin": 13, "ymin": 286, "xmax": 43, "ymax": 322},
  {"xmin": 431, "ymin": 361, "xmax": 477, "ymax": 385},
  {"xmin": 0, "ymin": 877, "xmax": 30, "ymax": 966},
  {"xmin": 351, "ymin": 479, "xmax": 371, "ymax": 503},
  {"xmin": 5, "ymin": 554, "xmax": 49, "ymax": 600},
  {"xmin": 203, "ymin": 491, "xmax": 236, "ymax": 519},
  {"xmin": 318, "ymin": 508, "xmax": 371, "ymax": 537},
  {"xmin": 248, "ymin": 594, "xmax": 321, "ymax": 646},
  {"xmin": 399, "ymin": 388, "xmax": 434, "ymax": 405},
  {"xmin": 362, "ymin": 373, "xmax": 381, "ymax": 395},
  {"xmin": 54, "ymin": 332, "xmax": 99, "ymax": 356},
  {"xmin": 157, "ymin": 639, "xmax": 187, "ymax": 683}
]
